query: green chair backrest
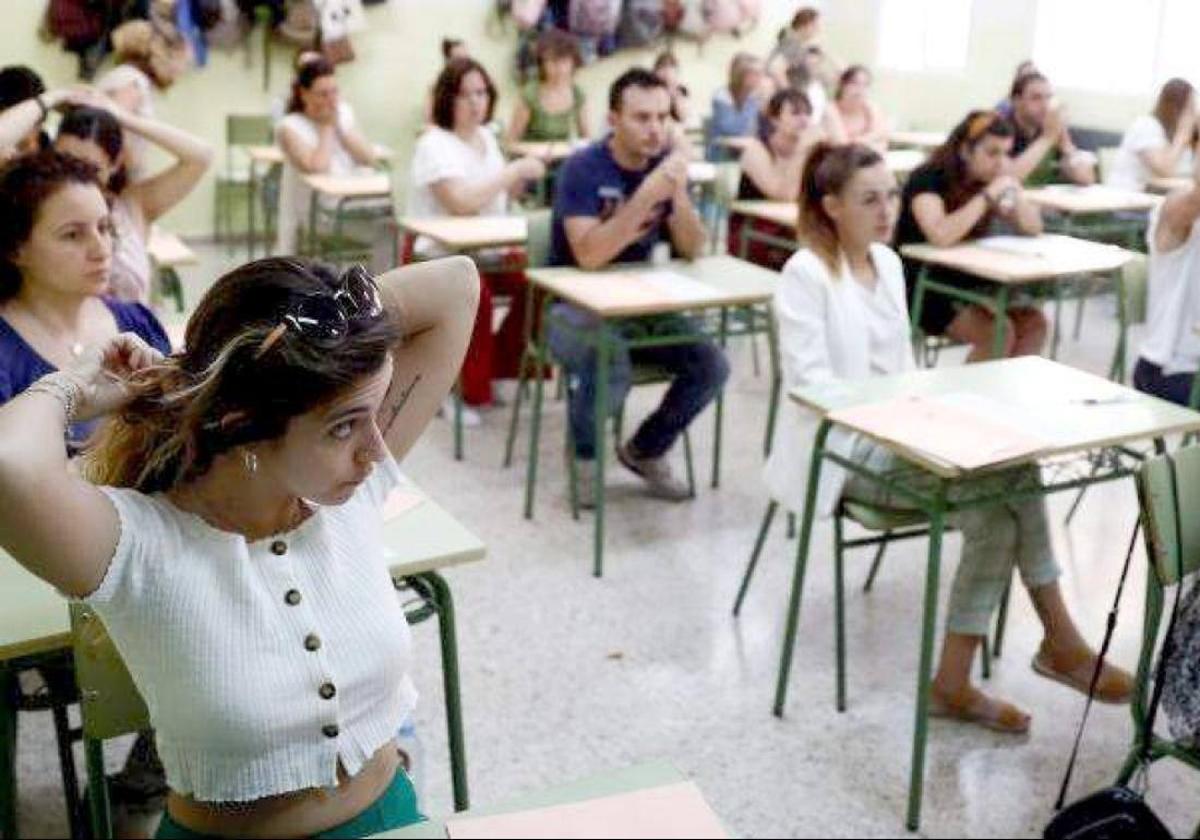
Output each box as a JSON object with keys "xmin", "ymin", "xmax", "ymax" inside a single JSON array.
[
  {"xmin": 225, "ymin": 113, "xmax": 273, "ymax": 173},
  {"xmin": 524, "ymin": 208, "xmax": 553, "ymax": 269},
  {"xmin": 70, "ymin": 603, "xmax": 149, "ymax": 741},
  {"xmin": 1122, "ymin": 254, "xmax": 1149, "ymax": 326},
  {"xmin": 1136, "ymin": 446, "xmax": 1200, "ymax": 588}
]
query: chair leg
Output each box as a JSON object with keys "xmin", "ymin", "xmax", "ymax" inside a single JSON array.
[
  {"xmin": 833, "ymin": 513, "xmax": 848, "ymax": 712},
  {"xmin": 993, "ymin": 580, "xmax": 1012, "ymax": 659},
  {"xmin": 732, "ymin": 501, "xmax": 778, "ymax": 616},
  {"xmin": 862, "ymin": 538, "xmax": 889, "ymax": 592},
  {"xmin": 565, "ymin": 418, "xmax": 580, "ymax": 522},
  {"xmin": 503, "ymin": 353, "xmax": 533, "ymax": 468},
  {"xmin": 1072, "ymin": 292, "xmax": 1087, "ymax": 341},
  {"xmin": 85, "ymin": 739, "xmax": 112, "ymax": 840},
  {"xmin": 786, "ymin": 512, "xmax": 797, "ymax": 539},
  {"xmin": 50, "ymin": 698, "xmax": 83, "ymax": 840},
  {"xmin": 980, "ymin": 632, "xmax": 992, "ymax": 680},
  {"xmin": 0, "ymin": 669, "xmax": 18, "ymax": 840},
  {"xmin": 750, "ymin": 331, "xmax": 761, "ymax": 377}
]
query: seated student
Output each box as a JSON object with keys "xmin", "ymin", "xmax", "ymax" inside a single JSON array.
[
  {"xmin": 895, "ymin": 110, "xmax": 1047, "ymax": 361},
  {"xmin": 49, "ymin": 101, "xmax": 212, "ymax": 306},
  {"xmin": 766, "ymin": 6, "xmax": 840, "ymax": 95},
  {"xmin": 505, "ymin": 28, "xmax": 589, "ymax": 144},
  {"xmin": 995, "ymin": 59, "xmax": 1038, "ymax": 119},
  {"xmin": 408, "ymin": 57, "xmax": 545, "ymax": 417},
  {"xmin": 271, "ymin": 50, "xmax": 325, "ymax": 124},
  {"xmin": 0, "ymin": 66, "xmax": 50, "ymax": 163},
  {"xmin": 0, "ymin": 150, "xmax": 174, "ymax": 824},
  {"xmin": 1107, "ymin": 78, "xmax": 1199, "ymax": 192},
  {"xmin": 1006, "ymin": 72, "xmax": 1096, "ymax": 187},
  {"xmin": 765, "ymin": 142, "xmax": 1132, "ymax": 734},
  {"xmin": 653, "ymin": 51, "xmax": 693, "ymax": 130},
  {"xmin": 708, "ymin": 53, "xmax": 768, "ymax": 160},
  {"xmin": 833, "ymin": 65, "xmax": 888, "ymax": 152},
  {"xmin": 275, "ymin": 58, "xmax": 384, "ymax": 259},
  {"xmin": 1133, "ymin": 160, "xmax": 1200, "ymax": 406},
  {"xmin": 0, "ymin": 253, "xmax": 479, "ymax": 839},
  {"xmin": 728, "ymin": 89, "xmax": 819, "ymax": 270},
  {"xmin": 547, "ymin": 68, "xmax": 726, "ymax": 505}
]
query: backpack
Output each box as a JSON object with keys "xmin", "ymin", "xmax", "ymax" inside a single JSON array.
[
  {"xmin": 617, "ymin": 0, "xmax": 664, "ymax": 48},
  {"xmin": 47, "ymin": 0, "xmax": 108, "ymax": 49},
  {"xmin": 1162, "ymin": 578, "xmax": 1200, "ymax": 747},
  {"xmin": 567, "ymin": 0, "xmax": 620, "ymax": 38}
]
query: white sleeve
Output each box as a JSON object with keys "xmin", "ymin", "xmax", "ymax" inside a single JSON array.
[
  {"xmin": 411, "ymin": 131, "xmax": 469, "ymax": 189},
  {"xmin": 84, "ymin": 487, "xmax": 170, "ymax": 610},
  {"xmin": 776, "ymin": 252, "xmax": 837, "ymax": 391},
  {"xmin": 1127, "ymin": 116, "xmax": 1167, "ymax": 154},
  {"xmin": 362, "ymin": 454, "xmax": 407, "ymax": 509}
]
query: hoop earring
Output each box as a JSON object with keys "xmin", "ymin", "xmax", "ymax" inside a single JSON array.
[{"xmin": 243, "ymin": 449, "xmax": 258, "ymax": 474}]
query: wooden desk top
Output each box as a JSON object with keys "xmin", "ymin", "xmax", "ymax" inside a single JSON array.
[
  {"xmin": 1026, "ymin": 184, "xmax": 1160, "ymax": 215},
  {"xmin": 507, "ymin": 140, "xmax": 584, "ymax": 162},
  {"xmin": 147, "ymin": 227, "xmax": 198, "ymax": 268},
  {"xmin": 729, "ymin": 200, "xmax": 798, "ymax": 229},
  {"xmin": 889, "ymin": 130, "xmax": 947, "ymax": 150},
  {"xmin": 714, "ymin": 136, "xmax": 753, "ymax": 152},
  {"xmin": 885, "ymin": 148, "xmax": 926, "ymax": 177},
  {"xmin": 398, "ymin": 216, "xmax": 528, "ymax": 251},
  {"xmin": 791, "ymin": 356, "xmax": 1200, "ymax": 478},
  {"xmin": 900, "ymin": 234, "xmax": 1134, "ymax": 284},
  {"xmin": 250, "ymin": 144, "xmax": 392, "ymax": 166},
  {"xmin": 0, "ymin": 489, "xmax": 484, "ymax": 664},
  {"xmin": 373, "ymin": 761, "xmax": 689, "ymax": 839},
  {"xmin": 303, "ymin": 172, "xmax": 392, "ymax": 199},
  {"xmin": 1147, "ymin": 176, "xmax": 1192, "ymax": 195},
  {"xmin": 527, "ymin": 255, "xmax": 777, "ymax": 318}
]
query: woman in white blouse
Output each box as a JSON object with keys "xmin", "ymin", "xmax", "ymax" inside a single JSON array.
[
  {"xmin": 1106, "ymin": 78, "xmax": 1199, "ymax": 192},
  {"xmin": 408, "ymin": 57, "xmax": 545, "ymax": 415},
  {"xmin": 763, "ymin": 142, "xmax": 1131, "ymax": 734},
  {"xmin": 0, "ymin": 255, "xmax": 479, "ymax": 837},
  {"xmin": 276, "ymin": 58, "xmax": 383, "ymax": 258}
]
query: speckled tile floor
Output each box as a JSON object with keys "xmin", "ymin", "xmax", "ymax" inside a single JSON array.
[{"xmin": 10, "ymin": 244, "xmax": 1199, "ymax": 837}]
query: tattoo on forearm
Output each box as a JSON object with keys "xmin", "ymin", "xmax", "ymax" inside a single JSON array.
[{"xmin": 382, "ymin": 374, "xmax": 422, "ymax": 435}]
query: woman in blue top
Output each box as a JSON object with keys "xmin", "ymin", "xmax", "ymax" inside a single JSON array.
[
  {"xmin": 0, "ymin": 150, "xmax": 170, "ymax": 453},
  {"xmin": 708, "ymin": 52, "xmax": 769, "ymax": 160}
]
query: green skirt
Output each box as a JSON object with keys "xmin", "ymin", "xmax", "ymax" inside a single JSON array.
[{"xmin": 155, "ymin": 768, "xmax": 425, "ymax": 839}]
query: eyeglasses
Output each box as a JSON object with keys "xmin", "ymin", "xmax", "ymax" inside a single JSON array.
[{"xmin": 254, "ymin": 264, "xmax": 383, "ymax": 359}]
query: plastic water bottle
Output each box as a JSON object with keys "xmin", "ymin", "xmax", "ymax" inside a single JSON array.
[{"xmin": 396, "ymin": 717, "xmax": 425, "ymax": 803}]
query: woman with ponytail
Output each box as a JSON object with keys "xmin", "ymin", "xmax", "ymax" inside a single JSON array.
[
  {"xmin": 763, "ymin": 143, "xmax": 1132, "ymax": 735},
  {"xmin": 0, "ymin": 253, "xmax": 480, "ymax": 837}
]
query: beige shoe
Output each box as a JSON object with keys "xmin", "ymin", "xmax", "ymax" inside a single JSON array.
[
  {"xmin": 616, "ymin": 442, "xmax": 691, "ymax": 501},
  {"xmin": 929, "ymin": 684, "xmax": 1031, "ymax": 734},
  {"xmin": 1032, "ymin": 645, "xmax": 1134, "ymax": 704}
]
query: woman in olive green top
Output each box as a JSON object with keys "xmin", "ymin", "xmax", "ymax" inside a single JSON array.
[{"xmin": 505, "ymin": 28, "xmax": 590, "ymax": 143}]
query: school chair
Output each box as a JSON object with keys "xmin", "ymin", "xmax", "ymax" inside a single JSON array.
[
  {"xmin": 733, "ymin": 496, "xmax": 1013, "ymax": 710},
  {"xmin": 1126, "ymin": 446, "xmax": 1200, "ymax": 836},
  {"xmin": 213, "ymin": 114, "xmax": 274, "ymax": 247}
]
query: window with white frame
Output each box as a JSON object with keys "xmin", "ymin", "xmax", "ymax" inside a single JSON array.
[
  {"xmin": 1033, "ymin": 0, "xmax": 1199, "ymax": 95},
  {"xmin": 876, "ymin": 0, "xmax": 974, "ymax": 73}
]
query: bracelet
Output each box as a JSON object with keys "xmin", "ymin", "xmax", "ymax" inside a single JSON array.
[{"xmin": 25, "ymin": 372, "xmax": 82, "ymax": 423}]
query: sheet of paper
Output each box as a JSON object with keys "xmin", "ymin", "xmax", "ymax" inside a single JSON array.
[
  {"xmin": 445, "ymin": 781, "xmax": 728, "ymax": 840},
  {"xmin": 381, "ymin": 489, "xmax": 424, "ymax": 522},
  {"xmin": 829, "ymin": 392, "xmax": 1051, "ymax": 472}
]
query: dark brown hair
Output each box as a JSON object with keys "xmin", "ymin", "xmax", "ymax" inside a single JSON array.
[
  {"xmin": 85, "ymin": 258, "xmax": 401, "ymax": 493},
  {"xmin": 441, "ymin": 38, "xmax": 464, "ymax": 61},
  {"xmin": 1153, "ymin": 78, "xmax": 1196, "ymax": 141},
  {"xmin": 1010, "ymin": 71, "xmax": 1048, "ymax": 100},
  {"xmin": 925, "ymin": 109, "xmax": 1015, "ymax": 211},
  {"xmin": 608, "ymin": 67, "xmax": 668, "ymax": 112},
  {"xmin": 286, "ymin": 57, "xmax": 336, "ymax": 114},
  {"xmin": 791, "ymin": 7, "xmax": 819, "ymax": 30},
  {"xmin": 0, "ymin": 150, "xmax": 106, "ymax": 302},
  {"xmin": 431, "ymin": 58, "xmax": 497, "ymax": 130},
  {"xmin": 535, "ymin": 28, "xmax": 581, "ymax": 81},
  {"xmin": 835, "ymin": 65, "xmax": 872, "ymax": 101},
  {"xmin": 758, "ymin": 88, "xmax": 811, "ymax": 142},
  {"xmin": 56, "ymin": 106, "xmax": 129, "ymax": 194},
  {"xmin": 799, "ymin": 142, "xmax": 884, "ymax": 273}
]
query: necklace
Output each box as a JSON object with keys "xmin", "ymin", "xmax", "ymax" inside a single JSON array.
[{"xmin": 175, "ymin": 485, "xmax": 311, "ymax": 540}]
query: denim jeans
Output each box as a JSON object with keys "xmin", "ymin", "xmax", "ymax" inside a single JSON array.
[
  {"xmin": 1133, "ymin": 357, "xmax": 1196, "ymax": 407},
  {"xmin": 545, "ymin": 303, "xmax": 730, "ymax": 460}
]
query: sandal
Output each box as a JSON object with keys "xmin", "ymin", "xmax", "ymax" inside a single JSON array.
[
  {"xmin": 929, "ymin": 685, "xmax": 1031, "ymax": 735},
  {"xmin": 1031, "ymin": 646, "xmax": 1133, "ymax": 704}
]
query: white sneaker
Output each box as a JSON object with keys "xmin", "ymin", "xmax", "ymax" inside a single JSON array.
[
  {"xmin": 574, "ymin": 459, "xmax": 597, "ymax": 509},
  {"xmin": 616, "ymin": 442, "xmax": 691, "ymax": 501},
  {"xmin": 440, "ymin": 397, "xmax": 482, "ymax": 427}
]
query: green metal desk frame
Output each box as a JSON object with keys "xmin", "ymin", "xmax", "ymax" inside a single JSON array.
[{"xmin": 773, "ymin": 424, "xmax": 1157, "ymax": 831}]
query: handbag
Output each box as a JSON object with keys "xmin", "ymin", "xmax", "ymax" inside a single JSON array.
[{"xmin": 1043, "ymin": 454, "xmax": 1188, "ymax": 840}]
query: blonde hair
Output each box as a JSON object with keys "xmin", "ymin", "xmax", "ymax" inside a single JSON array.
[{"xmin": 728, "ymin": 53, "xmax": 762, "ymax": 107}]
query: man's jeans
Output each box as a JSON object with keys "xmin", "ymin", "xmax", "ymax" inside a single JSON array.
[{"xmin": 546, "ymin": 303, "xmax": 730, "ymax": 460}]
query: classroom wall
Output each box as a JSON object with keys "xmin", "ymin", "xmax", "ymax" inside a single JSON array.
[
  {"xmin": 820, "ymin": 0, "xmax": 1153, "ymax": 136},
  {"xmin": 3, "ymin": 0, "xmax": 795, "ymax": 238}
]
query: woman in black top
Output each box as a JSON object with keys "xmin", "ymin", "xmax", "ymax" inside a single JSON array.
[
  {"xmin": 727, "ymin": 89, "xmax": 817, "ymax": 270},
  {"xmin": 895, "ymin": 110, "xmax": 1047, "ymax": 361}
]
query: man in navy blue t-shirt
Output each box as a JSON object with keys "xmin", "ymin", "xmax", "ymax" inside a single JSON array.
[{"xmin": 546, "ymin": 68, "xmax": 729, "ymax": 507}]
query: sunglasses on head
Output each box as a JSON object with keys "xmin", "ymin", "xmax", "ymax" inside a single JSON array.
[{"xmin": 254, "ymin": 264, "xmax": 383, "ymax": 359}]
